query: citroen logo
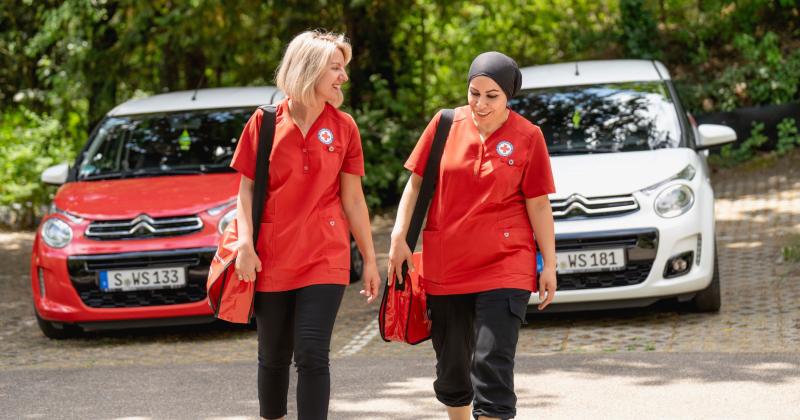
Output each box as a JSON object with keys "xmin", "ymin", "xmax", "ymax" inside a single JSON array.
[
  {"xmin": 130, "ymin": 214, "xmax": 158, "ymax": 234},
  {"xmin": 557, "ymin": 194, "xmax": 591, "ymax": 216}
]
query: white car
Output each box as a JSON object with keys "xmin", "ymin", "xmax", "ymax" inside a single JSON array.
[{"xmin": 509, "ymin": 60, "xmax": 736, "ymax": 312}]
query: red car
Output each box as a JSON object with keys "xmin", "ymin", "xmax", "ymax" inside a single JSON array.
[{"xmin": 31, "ymin": 87, "xmax": 363, "ymax": 338}]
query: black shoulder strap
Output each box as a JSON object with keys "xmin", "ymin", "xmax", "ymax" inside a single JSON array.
[
  {"xmin": 251, "ymin": 105, "xmax": 277, "ymax": 246},
  {"xmin": 401, "ymin": 109, "xmax": 454, "ymax": 279}
]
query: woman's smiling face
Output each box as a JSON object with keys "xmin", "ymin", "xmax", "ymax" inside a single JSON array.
[
  {"xmin": 314, "ymin": 48, "xmax": 349, "ymax": 107},
  {"xmin": 468, "ymin": 75, "xmax": 508, "ymax": 126}
]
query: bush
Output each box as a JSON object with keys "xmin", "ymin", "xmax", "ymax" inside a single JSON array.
[
  {"xmin": 0, "ymin": 106, "xmax": 82, "ymax": 227},
  {"xmin": 691, "ymin": 32, "xmax": 800, "ymax": 112},
  {"xmin": 353, "ymin": 75, "xmax": 424, "ymax": 212},
  {"xmin": 710, "ymin": 121, "xmax": 769, "ymax": 168},
  {"xmin": 776, "ymin": 117, "xmax": 800, "ymax": 156}
]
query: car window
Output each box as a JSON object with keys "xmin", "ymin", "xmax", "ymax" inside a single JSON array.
[
  {"xmin": 510, "ymin": 82, "xmax": 682, "ymax": 155},
  {"xmin": 77, "ymin": 108, "xmax": 252, "ymax": 180}
]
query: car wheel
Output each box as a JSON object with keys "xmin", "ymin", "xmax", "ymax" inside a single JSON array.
[
  {"xmin": 35, "ymin": 311, "xmax": 82, "ymax": 339},
  {"xmin": 689, "ymin": 243, "xmax": 721, "ymax": 313},
  {"xmin": 349, "ymin": 237, "xmax": 363, "ymax": 283}
]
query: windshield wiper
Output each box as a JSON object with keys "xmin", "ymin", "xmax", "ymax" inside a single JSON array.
[
  {"xmin": 80, "ymin": 168, "xmax": 202, "ymax": 181},
  {"xmin": 127, "ymin": 168, "xmax": 204, "ymax": 177},
  {"xmin": 79, "ymin": 172, "xmax": 128, "ymax": 181},
  {"xmin": 550, "ymin": 148, "xmax": 618, "ymax": 156}
]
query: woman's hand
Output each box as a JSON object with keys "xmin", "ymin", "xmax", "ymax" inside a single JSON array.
[
  {"xmin": 537, "ymin": 267, "xmax": 557, "ymax": 310},
  {"xmin": 359, "ymin": 259, "xmax": 381, "ymax": 303},
  {"xmin": 234, "ymin": 242, "xmax": 261, "ymax": 282},
  {"xmin": 387, "ymin": 236, "xmax": 415, "ymax": 286}
]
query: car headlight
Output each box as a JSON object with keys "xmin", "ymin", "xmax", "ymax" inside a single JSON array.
[
  {"xmin": 41, "ymin": 217, "xmax": 73, "ymax": 248},
  {"xmin": 654, "ymin": 184, "xmax": 694, "ymax": 218},
  {"xmin": 218, "ymin": 208, "xmax": 237, "ymax": 234},
  {"xmin": 641, "ymin": 164, "xmax": 696, "ymax": 195}
]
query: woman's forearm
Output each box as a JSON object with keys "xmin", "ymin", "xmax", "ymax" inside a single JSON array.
[
  {"xmin": 236, "ymin": 176, "xmax": 256, "ymax": 250},
  {"xmin": 526, "ymin": 196, "xmax": 556, "ymax": 271},
  {"xmin": 391, "ymin": 174, "xmax": 422, "ymax": 244},
  {"xmin": 340, "ymin": 174, "xmax": 376, "ymax": 263}
]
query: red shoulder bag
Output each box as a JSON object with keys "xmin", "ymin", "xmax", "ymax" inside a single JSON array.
[
  {"xmin": 206, "ymin": 105, "xmax": 276, "ymax": 324},
  {"xmin": 379, "ymin": 109, "xmax": 454, "ymax": 344}
]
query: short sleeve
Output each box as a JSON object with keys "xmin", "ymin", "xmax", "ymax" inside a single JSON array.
[
  {"xmin": 521, "ymin": 126, "xmax": 556, "ymax": 199},
  {"xmin": 403, "ymin": 111, "xmax": 443, "ymax": 177},
  {"xmin": 229, "ymin": 109, "xmax": 263, "ymax": 180},
  {"xmin": 341, "ymin": 116, "xmax": 365, "ymax": 176}
]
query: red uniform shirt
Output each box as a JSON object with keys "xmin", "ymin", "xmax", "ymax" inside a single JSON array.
[
  {"xmin": 230, "ymin": 99, "xmax": 364, "ymax": 292},
  {"xmin": 405, "ymin": 106, "xmax": 555, "ymax": 295}
]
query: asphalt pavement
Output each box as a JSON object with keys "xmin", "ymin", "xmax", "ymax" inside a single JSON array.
[{"xmin": 2, "ymin": 352, "xmax": 799, "ymax": 420}]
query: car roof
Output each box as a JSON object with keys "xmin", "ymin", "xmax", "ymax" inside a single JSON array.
[
  {"xmin": 519, "ymin": 59, "xmax": 672, "ymax": 90},
  {"xmin": 107, "ymin": 86, "xmax": 285, "ymax": 116}
]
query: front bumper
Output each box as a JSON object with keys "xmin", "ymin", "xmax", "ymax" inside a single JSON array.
[
  {"xmin": 31, "ymin": 231, "xmax": 218, "ymax": 325},
  {"xmin": 531, "ymin": 181, "xmax": 716, "ymax": 310}
]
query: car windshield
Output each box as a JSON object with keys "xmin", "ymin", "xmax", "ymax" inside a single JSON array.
[
  {"xmin": 77, "ymin": 108, "xmax": 252, "ymax": 180},
  {"xmin": 509, "ymin": 81, "xmax": 681, "ymax": 155}
]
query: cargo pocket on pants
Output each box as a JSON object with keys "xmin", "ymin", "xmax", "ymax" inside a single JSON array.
[{"xmin": 508, "ymin": 295, "xmax": 530, "ymax": 326}]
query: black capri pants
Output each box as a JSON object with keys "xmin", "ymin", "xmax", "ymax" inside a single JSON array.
[
  {"xmin": 427, "ymin": 288, "xmax": 531, "ymax": 420},
  {"xmin": 255, "ymin": 284, "xmax": 345, "ymax": 420}
]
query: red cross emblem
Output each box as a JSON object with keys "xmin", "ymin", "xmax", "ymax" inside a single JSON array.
[
  {"xmin": 496, "ymin": 140, "xmax": 514, "ymax": 157},
  {"xmin": 317, "ymin": 128, "xmax": 334, "ymax": 145}
]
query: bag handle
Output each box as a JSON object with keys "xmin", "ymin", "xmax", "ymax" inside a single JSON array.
[
  {"xmin": 250, "ymin": 105, "xmax": 277, "ymax": 246},
  {"xmin": 397, "ymin": 108, "xmax": 454, "ymax": 290}
]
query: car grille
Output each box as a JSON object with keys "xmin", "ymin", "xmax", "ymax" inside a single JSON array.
[
  {"xmin": 550, "ymin": 194, "xmax": 639, "ymax": 220},
  {"xmin": 67, "ymin": 248, "xmax": 215, "ymax": 308},
  {"xmin": 554, "ymin": 228, "xmax": 658, "ymax": 291},
  {"xmin": 84, "ymin": 214, "xmax": 203, "ymax": 240}
]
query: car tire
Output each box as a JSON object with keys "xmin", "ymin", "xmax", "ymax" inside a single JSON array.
[
  {"xmin": 689, "ymin": 244, "xmax": 721, "ymax": 313},
  {"xmin": 349, "ymin": 237, "xmax": 363, "ymax": 283},
  {"xmin": 35, "ymin": 311, "xmax": 82, "ymax": 339}
]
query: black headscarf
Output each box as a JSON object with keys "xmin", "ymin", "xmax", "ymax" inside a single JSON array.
[{"xmin": 467, "ymin": 51, "xmax": 522, "ymax": 100}]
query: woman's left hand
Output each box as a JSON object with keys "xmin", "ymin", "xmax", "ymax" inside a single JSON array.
[
  {"xmin": 537, "ymin": 267, "xmax": 557, "ymax": 310},
  {"xmin": 359, "ymin": 259, "xmax": 381, "ymax": 304}
]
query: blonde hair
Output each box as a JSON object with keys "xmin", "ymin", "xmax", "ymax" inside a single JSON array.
[{"xmin": 276, "ymin": 30, "xmax": 352, "ymax": 107}]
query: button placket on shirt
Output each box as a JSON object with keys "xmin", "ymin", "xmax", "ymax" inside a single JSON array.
[
  {"xmin": 301, "ymin": 144, "xmax": 310, "ymax": 173},
  {"xmin": 474, "ymin": 143, "xmax": 485, "ymax": 176}
]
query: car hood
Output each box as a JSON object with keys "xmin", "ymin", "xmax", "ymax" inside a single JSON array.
[
  {"xmin": 54, "ymin": 173, "xmax": 240, "ymax": 220},
  {"xmin": 550, "ymin": 148, "xmax": 698, "ymax": 198}
]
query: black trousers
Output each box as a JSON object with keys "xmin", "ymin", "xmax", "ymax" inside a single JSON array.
[
  {"xmin": 427, "ymin": 288, "xmax": 531, "ymax": 420},
  {"xmin": 254, "ymin": 284, "xmax": 345, "ymax": 420}
]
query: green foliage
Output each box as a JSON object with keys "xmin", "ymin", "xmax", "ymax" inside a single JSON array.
[
  {"xmin": 711, "ymin": 122, "xmax": 769, "ymax": 167},
  {"xmin": 783, "ymin": 234, "xmax": 800, "ymax": 263},
  {"xmin": 619, "ymin": 0, "xmax": 660, "ymax": 59},
  {"xmin": 707, "ymin": 32, "xmax": 800, "ymax": 111},
  {"xmin": 0, "ymin": 0, "xmax": 799, "ymax": 225},
  {"xmin": 0, "ymin": 106, "xmax": 81, "ymax": 208},
  {"xmin": 776, "ymin": 117, "xmax": 800, "ymax": 156},
  {"xmin": 353, "ymin": 75, "xmax": 421, "ymax": 211}
]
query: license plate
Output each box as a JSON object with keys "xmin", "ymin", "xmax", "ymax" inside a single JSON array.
[
  {"xmin": 99, "ymin": 267, "xmax": 187, "ymax": 292},
  {"xmin": 557, "ymin": 248, "xmax": 626, "ymax": 274}
]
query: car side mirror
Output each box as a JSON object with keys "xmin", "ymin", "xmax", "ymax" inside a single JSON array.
[
  {"xmin": 41, "ymin": 162, "xmax": 70, "ymax": 185},
  {"xmin": 696, "ymin": 124, "xmax": 737, "ymax": 150}
]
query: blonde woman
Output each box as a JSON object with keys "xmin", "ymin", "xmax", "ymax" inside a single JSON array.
[{"xmin": 230, "ymin": 30, "xmax": 380, "ymax": 420}]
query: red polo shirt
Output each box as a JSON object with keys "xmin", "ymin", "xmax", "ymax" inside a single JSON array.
[
  {"xmin": 405, "ymin": 106, "xmax": 555, "ymax": 295},
  {"xmin": 230, "ymin": 99, "xmax": 364, "ymax": 292}
]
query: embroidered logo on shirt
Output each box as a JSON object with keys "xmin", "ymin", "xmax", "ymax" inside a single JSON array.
[
  {"xmin": 317, "ymin": 128, "xmax": 334, "ymax": 145},
  {"xmin": 496, "ymin": 141, "xmax": 514, "ymax": 157}
]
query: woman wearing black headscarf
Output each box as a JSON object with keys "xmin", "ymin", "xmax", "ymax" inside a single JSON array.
[{"xmin": 388, "ymin": 51, "xmax": 557, "ymax": 420}]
